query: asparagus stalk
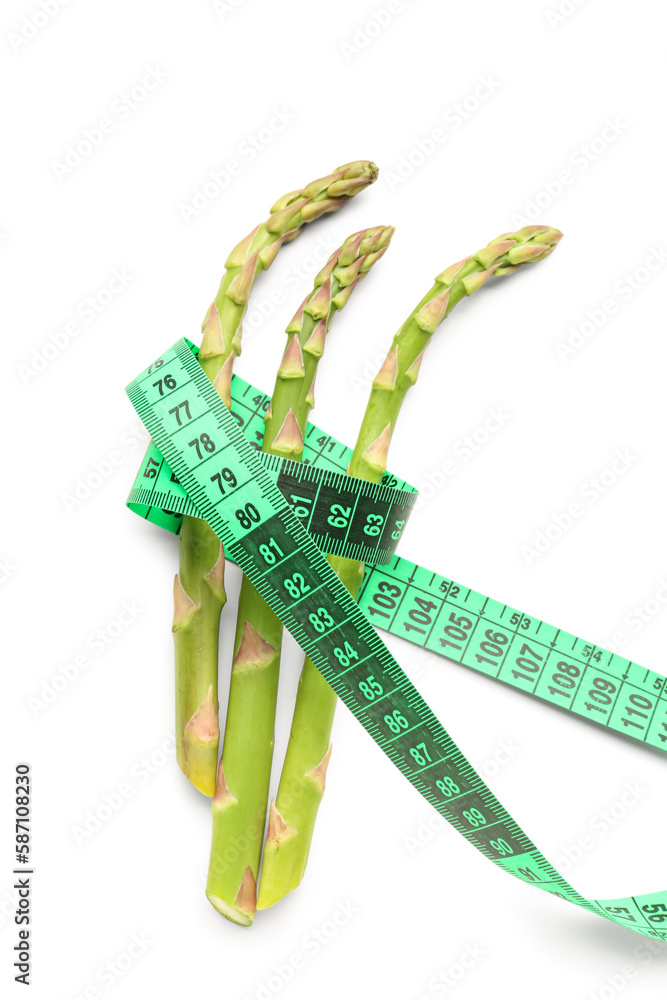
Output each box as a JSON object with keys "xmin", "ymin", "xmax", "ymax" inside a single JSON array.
[
  {"xmin": 256, "ymin": 224, "xmax": 564, "ymax": 908},
  {"xmin": 206, "ymin": 226, "xmax": 395, "ymax": 924},
  {"xmin": 173, "ymin": 161, "xmax": 379, "ymax": 796}
]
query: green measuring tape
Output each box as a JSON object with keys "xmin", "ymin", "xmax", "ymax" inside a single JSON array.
[
  {"xmin": 127, "ymin": 373, "xmax": 417, "ymax": 566},
  {"xmin": 129, "ymin": 360, "xmax": 667, "ymax": 757},
  {"xmin": 126, "ymin": 338, "xmax": 667, "ymax": 940}
]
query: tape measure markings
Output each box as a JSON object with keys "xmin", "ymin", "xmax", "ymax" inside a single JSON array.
[
  {"xmin": 127, "ymin": 339, "xmax": 667, "ymax": 939},
  {"xmin": 357, "ymin": 557, "xmax": 667, "ymax": 753},
  {"xmin": 132, "ymin": 383, "xmax": 667, "ymax": 759},
  {"xmin": 127, "ymin": 374, "xmax": 417, "ymax": 564}
]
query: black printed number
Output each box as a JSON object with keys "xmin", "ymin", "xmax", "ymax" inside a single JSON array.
[
  {"xmin": 210, "ymin": 467, "xmax": 238, "ymax": 494},
  {"xmin": 168, "ymin": 399, "xmax": 191, "ymax": 426},
  {"xmin": 188, "ymin": 434, "xmax": 215, "ymax": 459},
  {"xmin": 235, "ymin": 503, "xmax": 261, "ymax": 529},
  {"xmin": 152, "ymin": 374, "xmax": 176, "ymax": 395}
]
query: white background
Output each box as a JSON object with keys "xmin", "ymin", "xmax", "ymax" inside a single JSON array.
[{"xmin": 3, "ymin": 0, "xmax": 667, "ymax": 996}]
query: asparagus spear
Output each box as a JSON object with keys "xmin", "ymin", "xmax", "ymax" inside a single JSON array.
[
  {"xmin": 206, "ymin": 225, "xmax": 395, "ymax": 925},
  {"xmin": 256, "ymin": 224, "xmax": 564, "ymax": 908},
  {"xmin": 174, "ymin": 161, "xmax": 379, "ymax": 796}
]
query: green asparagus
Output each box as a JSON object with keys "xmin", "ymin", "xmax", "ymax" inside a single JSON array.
[
  {"xmin": 173, "ymin": 161, "xmax": 379, "ymax": 795},
  {"xmin": 256, "ymin": 224, "xmax": 564, "ymax": 908},
  {"xmin": 206, "ymin": 226, "xmax": 395, "ymax": 924}
]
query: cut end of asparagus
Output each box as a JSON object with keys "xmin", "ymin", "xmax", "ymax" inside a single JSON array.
[{"xmin": 206, "ymin": 865, "xmax": 257, "ymax": 926}]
